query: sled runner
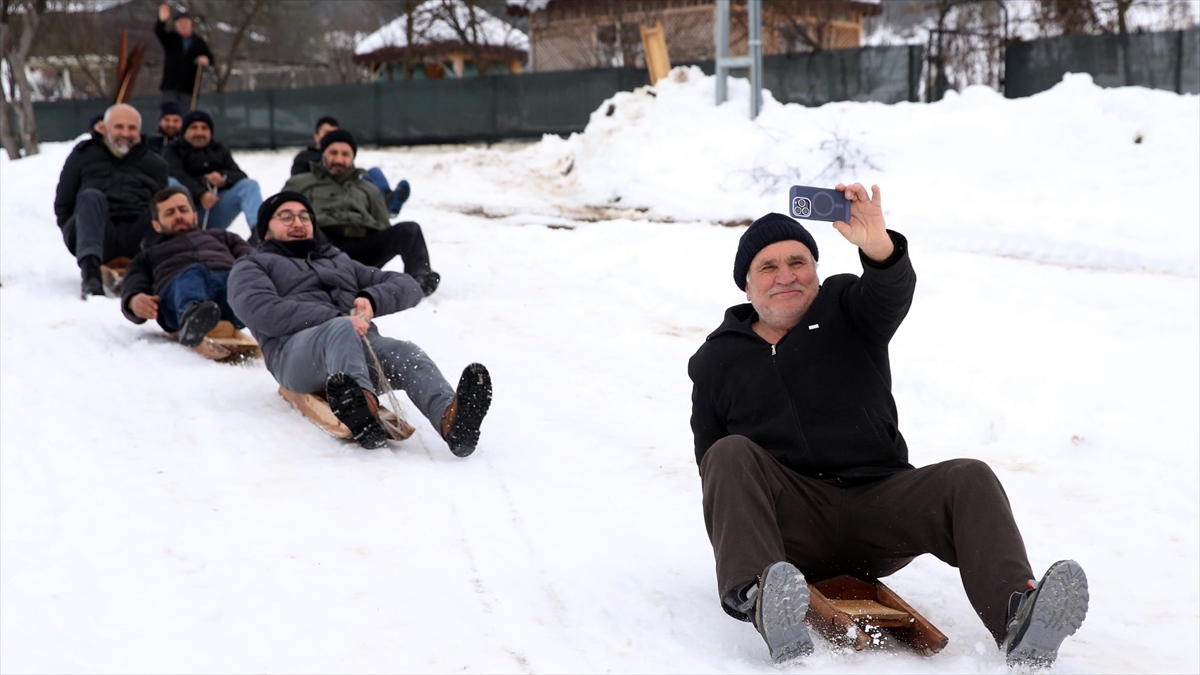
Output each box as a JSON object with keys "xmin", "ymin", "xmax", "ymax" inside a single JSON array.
[
  {"xmin": 278, "ymin": 388, "xmax": 416, "ymax": 441},
  {"xmin": 100, "ymin": 257, "xmax": 131, "ymax": 295},
  {"xmin": 169, "ymin": 320, "xmax": 261, "ymax": 362},
  {"xmin": 806, "ymin": 576, "xmax": 948, "ymax": 656}
]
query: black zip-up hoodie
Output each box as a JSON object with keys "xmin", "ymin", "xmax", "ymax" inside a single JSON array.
[{"xmin": 688, "ymin": 230, "xmax": 917, "ymax": 481}]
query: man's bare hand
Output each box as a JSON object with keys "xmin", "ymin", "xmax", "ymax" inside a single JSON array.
[
  {"xmin": 130, "ymin": 293, "xmax": 159, "ymax": 320},
  {"xmin": 204, "ymin": 172, "xmax": 225, "ymax": 188},
  {"xmin": 158, "ymin": 3, "xmax": 171, "ymax": 22},
  {"xmin": 832, "ymin": 183, "xmax": 894, "ymax": 262},
  {"xmin": 349, "ymin": 314, "xmax": 370, "ymax": 337},
  {"xmin": 352, "ymin": 297, "xmax": 374, "ymax": 323},
  {"xmin": 196, "ymin": 55, "xmax": 210, "ymax": 67}
]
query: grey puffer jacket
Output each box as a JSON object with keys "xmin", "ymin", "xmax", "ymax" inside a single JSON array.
[{"xmin": 227, "ymin": 238, "xmax": 423, "ymax": 368}]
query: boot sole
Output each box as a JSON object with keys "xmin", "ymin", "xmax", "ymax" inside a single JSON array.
[
  {"xmin": 757, "ymin": 562, "xmax": 815, "ymax": 663},
  {"xmin": 178, "ymin": 302, "xmax": 221, "ymax": 348},
  {"xmin": 446, "ymin": 363, "xmax": 492, "ymax": 457},
  {"xmin": 326, "ymin": 373, "xmax": 389, "ymax": 449},
  {"xmin": 1006, "ymin": 560, "xmax": 1089, "ymax": 666}
]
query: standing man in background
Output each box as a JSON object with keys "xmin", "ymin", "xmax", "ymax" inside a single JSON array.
[{"xmin": 155, "ymin": 3, "xmax": 213, "ymax": 106}]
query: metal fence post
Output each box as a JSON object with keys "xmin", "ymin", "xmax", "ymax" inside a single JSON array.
[
  {"xmin": 715, "ymin": 0, "xmax": 729, "ymax": 104},
  {"xmin": 267, "ymin": 89, "xmax": 276, "ymax": 150},
  {"xmin": 714, "ymin": 0, "xmax": 762, "ymax": 118},
  {"xmin": 1176, "ymin": 30, "xmax": 1185, "ymax": 94}
]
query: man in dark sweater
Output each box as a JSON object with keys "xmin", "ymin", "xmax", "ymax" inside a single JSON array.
[
  {"xmin": 55, "ymin": 103, "xmax": 168, "ymax": 298},
  {"xmin": 164, "ymin": 110, "xmax": 262, "ymax": 234},
  {"xmin": 122, "ymin": 187, "xmax": 252, "ymax": 351},
  {"xmin": 145, "ymin": 100, "xmax": 184, "ymax": 155},
  {"xmin": 290, "ymin": 116, "xmax": 411, "ymax": 216},
  {"xmin": 689, "ymin": 184, "xmax": 1088, "ymax": 665},
  {"xmin": 154, "ymin": 3, "xmax": 213, "ymax": 104}
]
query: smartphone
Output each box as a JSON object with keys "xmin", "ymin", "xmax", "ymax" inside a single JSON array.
[{"xmin": 789, "ymin": 185, "xmax": 851, "ymax": 223}]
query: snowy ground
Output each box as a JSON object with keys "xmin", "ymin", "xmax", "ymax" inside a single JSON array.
[{"xmin": 2, "ymin": 71, "xmax": 1197, "ymax": 673}]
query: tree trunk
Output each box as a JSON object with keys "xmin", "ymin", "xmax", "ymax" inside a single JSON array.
[
  {"xmin": 1, "ymin": 5, "xmax": 41, "ymax": 157},
  {"xmin": 215, "ymin": 0, "xmax": 265, "ymax": 92},
  {"xmin": 0, "ymin": 87, "xmax": 21, "ymax": 160}
]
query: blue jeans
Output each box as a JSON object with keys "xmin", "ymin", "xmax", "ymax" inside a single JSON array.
[
  {"xmin": 364, "ymin": 167, "xmax": 391, "ymax": 196},
  {"xmin": 196, "ymin": 179, "xmax": 263, "ymax": 232},
  {"xmin": 158, "ymin": 264, "xmax": 241, "ymax": 331}
]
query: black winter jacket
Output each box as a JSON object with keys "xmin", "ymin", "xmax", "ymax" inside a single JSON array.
[
  {"xmin": 154, "ymin": 20, "xmax": 214, "ymax": 92},
  {"xmin": 54, "ymin": 138, "xmax": 169, "ymax": 228},
  {"xmin": 144, "ymin": 133, "xmax": 179, "ymax": 155},
  {"xmin": 121, "ymin": 229, "xmax": 253, "ymax": 329},
  {"xmin": 290, "ymin": 146, "xmax": 321, "ymax": 176},
  {"xmin": 163, "ymin": 138, "xmax": 248, "ymax": 200},
  {"xmin": 688, "ymin": 231, "xmax": 917, "ymax": 481},
  {"xmin": 227, "ymin": 239, "xmax": 424, "ymax": 368}
]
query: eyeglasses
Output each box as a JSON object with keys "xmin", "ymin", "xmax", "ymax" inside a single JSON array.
[{"xmin": 272, "ymin": 210, "xmax": 312, "ymax": 225}]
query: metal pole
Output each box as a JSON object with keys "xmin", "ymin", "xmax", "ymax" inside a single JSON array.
[
  {"xmin": 715, "ymin": 0, "xmax": 730, "ymax": 105},
  {"xmin": 749, "ymin": 0, "xmax": 762, "ymax": 119}
]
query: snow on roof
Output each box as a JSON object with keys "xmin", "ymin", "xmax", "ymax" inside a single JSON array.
[
  {"xmin": 356, "ymin": 0, "xmax": 529, "ymax": 56},
  {"xmin": 505, "ymin": 0, "xmax": 550, "ymax": 10}
]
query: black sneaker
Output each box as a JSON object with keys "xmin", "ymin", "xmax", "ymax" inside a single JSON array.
[
  {"xmin": 754, "ymin": 562, "xmax": 814, "ymax": 662},
  {"xmin": 177, "ymin": 301, "xmax": 221, "ymax": 348},
  {"xmin": 325, "ymin": 373, "xmax": 388, "ymax": 449},
  {"xmin": 413, "ymin": 271, "xmax": 440, "ymax": 297},
  {"xmin": 79, "ymin": 256, "xmax": 103, "ymax": 299},
  {"xmin": 444, "ymin": 363, "xmax": 492, "ymax": 457},
  {"xmin": 1003, "ymin": 560, "xmax": 1089, "ymax": 667}
]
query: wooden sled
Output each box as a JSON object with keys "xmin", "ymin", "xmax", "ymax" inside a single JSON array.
[
  {"xmin": 100, "ymin": 256, "xmax": 131, "ymax": 296},
  {"xmin": 806, "ymin": 576, "xmax": 948, "ymax": 656},
  {"xmin": 169, "ymin": 320, "xmax": 262, "ymax": 362},
  {"xmin": 278, "ymin": 388, "xmax": 416, "ymax": 441}
]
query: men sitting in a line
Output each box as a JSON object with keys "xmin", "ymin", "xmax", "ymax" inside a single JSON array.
[
  {"xmin": 163, "ymin": 110, "xmax": 262, "ymax": 235},
  {"xmin": 145, "ymin": 100, "xmax": 184, "ymax": 155},
  {"xmin": 227, "ymin": 192, "xmax": 491, "ymax": 452},
  {"xmin": 290, "ymin": 116, "xmax": 410, "ymax": 216},
  {"xmin": 122, "ymin": 187, "xmax": 252, "ymax": 355},
  {"xmin": 55, "ymin": 103, "xmax": 168, "ymax": 298},
  {"xmin": 283, "ymin": 129, "xmax": 439, "ymax": 295}
]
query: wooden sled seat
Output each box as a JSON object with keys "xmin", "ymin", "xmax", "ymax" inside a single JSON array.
[
  {"xmin": 100, "ymin": 256, "xmax": 131, "ymax": 295},
  {"xmin": 169, "ymin": 320, "xmax": 262, "ymax": 362},
  {"xmin": 806, "ymin": 576, "xmax": 948, "ymax": 656},
  {"xmin": 278, "ymin": 387, "xmax": 415, "ymax": 441}
]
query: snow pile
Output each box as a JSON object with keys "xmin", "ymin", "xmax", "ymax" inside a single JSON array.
[
  {"xmin": 2, "ymin": 71, "xmax": 1198, "ymax": 673},
  {"xmin": 377, "ymin": 67, "xmax": 1199, "ymax": 276}
]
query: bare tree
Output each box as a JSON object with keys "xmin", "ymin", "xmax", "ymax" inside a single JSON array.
[
  {"xmin": 766, "ymin": 0, "xmax": 849, "ymax": 53},
  {"xmin": 1, "ymin": 0, "xmax": 44, "ymax": 159}
]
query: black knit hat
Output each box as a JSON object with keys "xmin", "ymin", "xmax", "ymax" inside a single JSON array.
[
  {"xmin": 256, "ymin": 191, "xmax": 316, "ymax": 242},
  {"xmin": 182, "ymin": 109, "xmax": 213, "ymax": 133},
  {"xmin": 732, "ymin": 213, "xmax": 820, "ymax": 291},
  {"xmin": 319, "ymin": 128, "xmax": 357, "ymax": 156},
  {"xmin": 159, "ymin": 100, "xmax": 183, "ymax": 118}
]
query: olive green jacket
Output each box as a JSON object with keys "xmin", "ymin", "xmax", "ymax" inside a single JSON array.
[{"xmin": 282, "ymin": 163, "xmax": 389, "ymax": 238}]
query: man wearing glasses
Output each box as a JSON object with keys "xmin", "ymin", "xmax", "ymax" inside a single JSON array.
[{"xmin": 228, "ymin": 192, "xmax": 492, "ymax": 455}]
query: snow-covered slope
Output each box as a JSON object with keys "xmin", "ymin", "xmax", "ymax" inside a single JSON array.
[{"xmin": 2, "ymin": 72, "xmax": 1197, "ymax": 673}]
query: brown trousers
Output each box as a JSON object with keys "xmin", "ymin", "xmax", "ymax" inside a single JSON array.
[{"xmin": 701, "ymin": 435, "xmax": 1034, "ymax": 642}]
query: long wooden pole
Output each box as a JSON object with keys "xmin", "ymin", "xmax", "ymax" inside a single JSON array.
[{"xmin": 190, "ymin": 65, "xmax": 203, "ymax": 111}]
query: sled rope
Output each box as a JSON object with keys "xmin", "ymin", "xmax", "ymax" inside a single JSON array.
[{"xmin": 360, "ymin": 334, "xmax": 410, "ymax": 439}]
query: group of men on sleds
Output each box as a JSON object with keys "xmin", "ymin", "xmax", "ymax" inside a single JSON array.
[{"xmin": 53, "ymin": 102, "xmax": 1089, "ymax": 667}]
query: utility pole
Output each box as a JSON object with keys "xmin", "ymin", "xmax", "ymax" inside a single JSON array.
[{"xmin": 714, "ymin": 0, "xmax": 763, "ymax": 119}]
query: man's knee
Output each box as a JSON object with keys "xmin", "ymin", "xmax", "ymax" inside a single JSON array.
[
  {"xmin": 700, "ymin": 435, "xmax": 764, "ymax": 475},
  {"xmin": 76, "ymin": 188, "xmax": 106, "ymax": 205},
  {"xmin": 941, "ymin": 458, "xmax": 1003, "ymax": 491}
]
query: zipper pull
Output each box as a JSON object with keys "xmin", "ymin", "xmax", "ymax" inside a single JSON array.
[{"xmin": 771, "ymin": 344, "xmax": 776, "ymax": 356}]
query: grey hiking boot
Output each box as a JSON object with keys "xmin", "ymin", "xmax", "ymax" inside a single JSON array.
[
  {"xmin": 753, "ymin": 562, "xmax": 815, "ymax": 662},
  {"xmin": 1003, "ymin": 560, "xmax": 1089, "ymax": 667}
]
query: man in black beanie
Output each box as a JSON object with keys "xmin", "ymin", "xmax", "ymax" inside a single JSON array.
[
  {"xmin": 283, "ymin": 128, "xmax": 439, "ymax": 295},
  {"xmin": 227, "ymin": 192, "xmax": 491, "ymax": 454},
  {"xmin": 146, "ymin": 100, "xmax": 184, "ymax": 155},
  {"xmin": 688, "ymin": 183, "xmax": 1088, "ymax": 665},
  {"xmin": 164, "ymin": 110, "xmax": 263, "ymax": 234}
]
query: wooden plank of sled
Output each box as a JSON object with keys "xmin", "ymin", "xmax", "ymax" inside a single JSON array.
[
  {"xmin": 805, "ymin": 575, "xmax": 947, "ymax": 656},
  {"xmin": 101, "ymin": 256, "xmax": 132, "ymax": 294},
  {"xmin": 205, "ymin": 321, "xmax": 261, "ymax": 359},
  {"xmin": 279, "ymin": 387, "xmax": 352, "ymax": 438}
]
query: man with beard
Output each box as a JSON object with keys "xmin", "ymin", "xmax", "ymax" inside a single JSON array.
[
  {"xmin": 164, "ymin": 110, "xmax": 263, "ymax": 235},
  {"xmin": 688, "ymin": 184, "xmax": 1088, "ymax": 664},
  {"xmin": 154, "ymin": 3, "xmax": 212, "ymax": 104},
  {"xmin": 55, "ymin": 103, "xmax": 168, "ymax": 298},
  {"xmin": 283, "ymin": 129, "xmax": 438, "ymax": 295},
  {"xmin": 228, "ymin": 192, "xmax": 491, "ymax": 453},
  {"xmin": 122, "ymin": 187, "xmax": 252, "ymax": 352},
  {"xmin": 146, "ymin": 100, "xmax": 184, "ymax": 155},
  {"xmin": 290, "ymin": 116, "xmax": 411, "ymax": 216}
]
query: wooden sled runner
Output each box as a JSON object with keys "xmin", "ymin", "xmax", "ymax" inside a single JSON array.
[
  {"xmin": 278, "ymin": 388, "xmax": 415, "ymax": 441},
  {"xmin": 806, "ymin": 576, "xmax": 949, "ymax": 656},
  {"xmin": 100, "ymin": 256, "xmax": 131, "ymax": 296},
  {"xmin": 169, "ymin": 320, "xmax": 262, "ymax": 362}
]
